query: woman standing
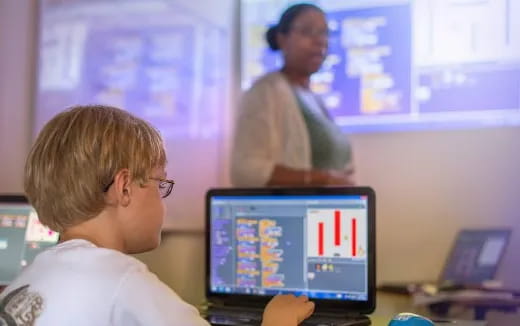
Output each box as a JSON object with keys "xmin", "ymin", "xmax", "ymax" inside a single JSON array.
[{"xmin": 232, "ymin": 3, "xmax": 355, "ymax": 187}]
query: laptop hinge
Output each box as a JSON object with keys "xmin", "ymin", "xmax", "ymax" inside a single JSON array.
[
  {"xmin": 207, "ymin": 300, "xmax": 263, "ymax": 310},
  {"xmin": 314, "ymin": 309, "xmax": 364, "ymax": 319}
]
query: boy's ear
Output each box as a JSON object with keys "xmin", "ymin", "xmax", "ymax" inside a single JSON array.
[{"xmin": 113, "ymin": 168, "xmax": 132, "ymax": 207}]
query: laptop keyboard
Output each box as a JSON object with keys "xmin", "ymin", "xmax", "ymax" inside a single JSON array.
[
  {"xmin": 302, "ymin": 315, "xmax": 370, "ymax": 326},
  {"xmin": 205, "ymin": 308, "xmax": 261, "ymax": 325},
  {"xmin": 205, "ymin": 308, "xmax": 370, "ymax": 326}
]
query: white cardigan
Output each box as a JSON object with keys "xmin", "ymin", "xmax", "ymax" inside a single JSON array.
[{"xmin": 231, "ymin": 72, "xmax": 312, "ymax": 186}]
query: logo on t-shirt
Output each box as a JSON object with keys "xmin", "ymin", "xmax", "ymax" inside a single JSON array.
[{"xmin": 0, "ymin": 285, "xmax": 43, "ymax": 326}]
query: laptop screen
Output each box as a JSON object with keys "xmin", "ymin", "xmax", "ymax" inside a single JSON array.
[
  {"xmin": 0, "ymin": 197, "xmax": 59, "ymax": 285},
  {"xmin": 207, "ymin": 188, "xmax": 374, "ymax": 303},
  {"xmin": 441, "ymin": 229, "xmax": 511, "ymax": 285}
]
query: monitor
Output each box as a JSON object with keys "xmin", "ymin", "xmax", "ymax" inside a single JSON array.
[
  {"xmin": 0, "ymin": 195, "xmax": 59, "ymax": 286},
  {"xmin": 206, "ymin": 187, "xmax": 375, "ymax": 311},
  {"xmin": 441, "ymin": 229, "xmax": 511, "ymax": 285}
]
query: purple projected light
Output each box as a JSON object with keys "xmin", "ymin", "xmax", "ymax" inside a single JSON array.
[{"xmin": 241, "ymin": 0, "xmax": 520, "ymax": 133}]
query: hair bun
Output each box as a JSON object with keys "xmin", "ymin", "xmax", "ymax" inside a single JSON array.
[{"xmin": 265, "ymin": 25, "xmax": 280, "ymax": 51}]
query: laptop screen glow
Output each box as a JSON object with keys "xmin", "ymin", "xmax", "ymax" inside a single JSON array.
[
  {"xmin": 0, "ymin": 203, "xmax": 59, "ymax": 285},
  {"xmin": 209, "ymin": 194, "xmax": 369, "ymax": 301}
]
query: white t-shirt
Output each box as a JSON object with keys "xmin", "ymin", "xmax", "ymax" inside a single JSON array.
[{"xmin": 0, "ymin": 239, "xmax": 210, "ymax": 326}]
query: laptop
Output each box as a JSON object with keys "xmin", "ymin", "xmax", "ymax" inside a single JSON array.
[
  {"xmin": 379, "ymin": 229, "xmax": 512, "ymax": 294},
  {"xmin": 204, "ymin": 187, "xmax": 376, "ymax": 326},
  {"xmin": 0, "ymin": 195, "xmax": 60, "ymax": 287}
]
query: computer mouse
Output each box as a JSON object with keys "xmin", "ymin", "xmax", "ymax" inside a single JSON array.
[{"xmin": 388, "ymin": 312, "xmax": 434, "ymax": 326}]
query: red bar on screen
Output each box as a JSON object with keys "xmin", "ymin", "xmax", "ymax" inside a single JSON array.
[
  {"xmin": 352, "ymin": 218, "xmax": 357, "ymax": 257},
  {"xmin": 335, "ymin": 210, "xmax": 341, "ymax": 246},
  {"xmin": 318, "ymin": 222, "xmax": 324, "ymax": 256}
]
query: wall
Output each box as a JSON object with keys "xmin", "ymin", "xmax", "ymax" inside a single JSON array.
[
  {"xmin": 1, "ymin": 1, "xmax": 519, "ymax": 323},
  {"xmin": 350, "ymin": 128, "xmax": 520, "ymax": 288},
  {"xmin": 0, "ymin": 0, "xmax": 35, "ymax": 193}
]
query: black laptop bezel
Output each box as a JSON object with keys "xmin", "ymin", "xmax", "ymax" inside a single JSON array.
[
  {"xmin": 0, "ymin": 194, "xmax": 28, "ymax": 204},
  {"xmin": 205, "ymin": 187, "xmax": 376, "ymax": 314}
]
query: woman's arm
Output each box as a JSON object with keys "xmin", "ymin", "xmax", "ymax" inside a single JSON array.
[{"xmin": 231, "ymin": 83, "xmax": 279, "ymax": 187}]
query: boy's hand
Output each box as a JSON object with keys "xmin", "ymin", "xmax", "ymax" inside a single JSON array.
[{"xmin": 262, "ymin": 294, "xmax": 315, "ymax": 326}]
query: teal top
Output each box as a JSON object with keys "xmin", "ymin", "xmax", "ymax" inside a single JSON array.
[{"xmin": 293, "ymin": 87, "xmax": 352, "ymax": 170}]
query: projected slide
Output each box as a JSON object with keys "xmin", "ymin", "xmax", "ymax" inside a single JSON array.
[
  {"xmin": 415, "ymin": 0, "xmax": 520, "ymax": 115},
  {"xmin": 37, "ymin": 0, "xmax": 230, "ymax": 139},
  {"xmin": 242, "ymin": 0, "xmax": 520, "ymax": 132}
]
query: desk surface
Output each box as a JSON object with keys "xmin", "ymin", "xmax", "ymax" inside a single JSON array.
[
  {"xmin": 370, "ymin": 316, "xmax": 485, "ymax": 326},
  {"xmin": 371, "ymin": 293, "xmax": 488, "ymax": 326}
]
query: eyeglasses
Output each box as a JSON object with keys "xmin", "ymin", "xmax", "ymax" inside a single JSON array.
[
  {"xmin": 291, "ymin": 25, "xmax": 329, "ymax": 39},
  {"xmin": 150, "ymin": 177, "xmax": 175, "ymax": 199},
  {"xmin": 103, "ymin": 177, "xmax": 175, "ymax": 199}
]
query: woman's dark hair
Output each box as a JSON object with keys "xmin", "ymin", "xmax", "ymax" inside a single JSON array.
[{"xmin": 265, "ymin": 3, "xmax": 324, "ymax": 51}]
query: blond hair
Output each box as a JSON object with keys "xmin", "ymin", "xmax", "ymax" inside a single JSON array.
[{"xmin": 24, "ymin": 105, "xmax": 166, "ymax": 232}]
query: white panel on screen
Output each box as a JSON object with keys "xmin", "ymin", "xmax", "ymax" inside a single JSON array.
[
  {"xmin": 306, "ymin": 208, "xmax": 367, "ymax": 259},
  {"xmin": 36, "ymin": 0, "xmax": 232, "ymax": 230},
  {"xmin": 241, "ymin": 0, "xmax": 520, "ymax": 133}
]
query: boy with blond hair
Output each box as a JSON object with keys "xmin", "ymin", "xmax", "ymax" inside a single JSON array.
[{"xmin": 0, "ymin": 105, "xmax": 314, "ymax": 326}]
